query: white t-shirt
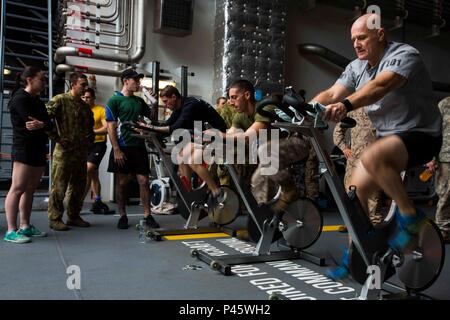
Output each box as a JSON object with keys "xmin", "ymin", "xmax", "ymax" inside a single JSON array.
[{"xmin": 336, "ymin": 41, "xmax": 442, "ymax": 137}]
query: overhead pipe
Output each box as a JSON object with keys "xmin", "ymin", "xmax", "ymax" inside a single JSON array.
[
  {"xmin": 298, "ymin": 43, "xmax": 450, "ymax": 93},
  {"xmin": 63, "ymin": 0, "xmax": 120, "ymax": 24},
  {"xmin": 63, "ymin": 0, "xmax": 129, "ymax": 38},
  {"xmin": 64, "ymin": 0, "xmax": 129, "ymax": 38},
  {"xmin": 55, "ymin": 63, "xmax": 123, "ymax": 77},
  {"xmin": 82, "ymin": 0, "xmax": 119, "ymax": 23},
  {"xmin": 54, "ymin": 0, "xmax": 145, "ymax": 64},
  {"xmin": 63, "ymin": 37, "xmax": 131, "ymax": 51},
  {"xmin": 63, "ymin": 0, "xmax": 132, "ymax": 51},
  {"xmin": 65, "ymin": 23, "xmax": 127, "ymax": 37},
  {"xmin": 80, "ymin": 0, "xmax": 114, "ymax": 8},
  {"xmin": 62, "ymin": 0, "xmax": 114, "ymax": 9},
  {"xmin": 55, "ymin": 63, "xmax": 172, "ymax": 81}
]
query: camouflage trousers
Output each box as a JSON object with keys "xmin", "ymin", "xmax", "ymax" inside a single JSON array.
[
  {"xmin": 251, "ymin": 134, "xmax": 319, "ymax": 204},
  {"xmin": 216, "ymin": 142, "xmax": 257, "ymax": 188},
  {"xmin": 435, "ymin": 162, "xmax": 450, "ymax": 231},
  {"xmin": 48, "ymin": 146, "xmax": 87, "ymax": 222},
  {"xmin": 217, "ymin": 163, "xmax": 258, "ymax": 189},
  {"xmin": 345, "ymin": 158, "xmax": 383, "ymax": 224}
]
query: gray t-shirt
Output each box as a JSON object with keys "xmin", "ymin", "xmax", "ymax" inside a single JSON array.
[{"xmin": 336, "ymin": 41, "xmax": 442, "ymax": 137}]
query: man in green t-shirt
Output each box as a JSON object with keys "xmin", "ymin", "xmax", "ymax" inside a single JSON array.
[
  {"xmin": 214, "ymin": 81, "xmax": 272, "ymax": 188},
  {"xmin": 105, "ymin": 69, "xmax": 160, "ymax": 230}
]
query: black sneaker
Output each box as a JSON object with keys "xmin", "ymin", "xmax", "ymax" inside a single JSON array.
[
  {"xmin": 91, "ymin": 200, "xmax": 110, "ymax": 214},
  {"xmin": 144, "ymin": 215, "xmax": 160, "ymax": 229},
  {"xmin": 91, "ymin": 201, "xmax": 103, "ymax": 214},
  {"xmin": 117, "ymin": 215, "xmax": 129, "ymax": 229},
  {"xmin": 99, "ymin": 201, "xmax": 110, "ymax": 211}
]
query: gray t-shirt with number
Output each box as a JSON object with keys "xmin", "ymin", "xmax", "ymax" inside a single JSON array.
[{"xmin": 336, "ymin": 41, "xmax": 442, "ymax": 137}]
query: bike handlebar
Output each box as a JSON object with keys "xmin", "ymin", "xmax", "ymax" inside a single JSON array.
[{"xmin": 256, "ymin": 88, "xmax": 356, "ymax": 129}]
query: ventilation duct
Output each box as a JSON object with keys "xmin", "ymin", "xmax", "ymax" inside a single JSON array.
[
  {"xmin": 154, "ymin": 0, "xmax": 194, "ymax": 37},
  {"xmin": 213, "ymin": 0, "xmax": 288, "ymax": 99},
  {"xmin": 298, "ymin": 44, "xmax": 350, "ymax": 68}
]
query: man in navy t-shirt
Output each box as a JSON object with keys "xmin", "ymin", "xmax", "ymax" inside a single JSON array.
[{"xmin": 146, "ymin": 86, "xmax": 227, "ymax": 203}]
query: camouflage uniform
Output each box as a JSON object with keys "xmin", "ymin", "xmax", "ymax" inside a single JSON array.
[
  {"xmin": 217, "ymin": 103, "xmax": 237, "ymax": 129},
  {"xmin": 251, "ymin": 133, "xmax": 319, "ymax": 208},
  {"xmin": 435, "ymin": 97, "xmax": 450, "ymax": 232},
  {"xmin": 46, "ymin": 93, "xmax": 94, "ymax": 223},
  {"xmin": 216, "ymin": 106, "xmax": 267, "ymax": 188},
  {"xmin": 216, "ymin": 103, "xmax": 244, "ymax": 186},
  {"xmin": 333, "ymin": 108, "xmax": 383, "ymax": 223},
  {"xmin": 304, "ymin": 143, "xmax": 319, "ymax": 199}
]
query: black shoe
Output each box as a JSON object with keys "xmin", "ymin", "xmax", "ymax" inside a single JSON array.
[
  {"xmin": 144, "ymin": 215, "xmax": 160, "ymax": 229},
  {"xmin": 91, "ymin": 201, "xmax": 103, "ymax": 213},
  {"xmin": 91, "ymin": 200, "xmax": 110, "ymax": 214},
  {"xmin": 117, "ymin": 215, "xmax": 129, "ymax": 229},
  {"xmin": 99, "ymin": 201, "xmax": 110, "ymax": 211}
]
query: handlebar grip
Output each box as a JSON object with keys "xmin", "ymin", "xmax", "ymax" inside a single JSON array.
[
  {"xmin": 340, "ymin": 117, "xmax": 357, "ymax": 129},
  {"xmin": 122, "ymin": 121, "xmax": 158, "ymax": 133}
]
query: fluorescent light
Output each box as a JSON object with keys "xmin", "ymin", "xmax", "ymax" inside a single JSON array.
[
  {"xmin": 3, "ymin": 69, "xmax": 11, "ymax": 75},
  {"xmin": 141, "ymin": 77, "xmax": 176, "ymax": 89},
  {"xmin": 158, "ymin": 80, "xmax": 176, "ymax": 88}
]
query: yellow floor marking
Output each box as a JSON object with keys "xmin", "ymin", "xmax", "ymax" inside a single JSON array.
[
  {"xmin": 322, "ymin": 225, "xmax": 347, "ymax": 232},
  {"xmin": 164, "ymin": 233, "xmax": 231, "ymax": 241},
  {"xmin": 164, "ymin": 226, "xmax": 345, "ymax": 240}
]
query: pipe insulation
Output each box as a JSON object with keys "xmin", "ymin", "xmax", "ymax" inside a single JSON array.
[{"xmin": 213, "ymin": 0, "xmax": 288, "ymax": 99}]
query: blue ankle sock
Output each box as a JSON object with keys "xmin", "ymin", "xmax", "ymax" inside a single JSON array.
[
  {"xmin": 394, "ymin": 207, "xmax": 425, "ymax": 230},
  {"xmin": 326, "ymin": 248, "xmax": 350, "ymax": 281},
  {"xmin": 341, "ymin": 248, "xmax": 349, "ymax": 267}
]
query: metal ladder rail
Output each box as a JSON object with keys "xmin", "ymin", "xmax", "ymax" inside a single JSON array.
[{"xmin": 0, "ymin": 0, "xmax": 53, "ymax": 198}]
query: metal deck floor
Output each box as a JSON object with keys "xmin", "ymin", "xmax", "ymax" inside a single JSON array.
[{"xmin": 0, "ymin": 203, "xmax": 448, "ymax": 300}]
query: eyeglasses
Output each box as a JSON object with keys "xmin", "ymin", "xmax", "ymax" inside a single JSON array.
[{"xmin": 82, "ymin": 96, "xmax": 93, "ymax": 99}]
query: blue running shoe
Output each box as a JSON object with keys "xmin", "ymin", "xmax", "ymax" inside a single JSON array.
[
  {"xmin": 4, "ymin": 230, "xmax": 31, "ymax": 244},
  {"xmin": 326, "ymin": 249, "xmax": 350, "ymax": 281},
  {"xmin": 389, "ymin": 208, "xmax": 427, "ymax": 250},
  {"xmin": 18, "ymin": 225, "xmax": 47, "ymax": 238}
]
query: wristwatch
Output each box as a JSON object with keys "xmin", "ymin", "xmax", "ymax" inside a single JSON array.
[{"xmin": 341, "ymin": 99, "xmax": 353, "ymax": 113}]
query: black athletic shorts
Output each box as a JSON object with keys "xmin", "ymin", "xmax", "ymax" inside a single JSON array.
[
  {"xmin": 87, "ymin": 142, "xmax": 107, "ymax": 168},
  {"xmin": 397, "ymin": 132, "xmax": 442, "ymax": 169},
  {"xmin": 12, "ymin": 146, "xmax": 47, "ymax": 167},
  {"xmin": 107, "ymin": 146, "xmax": 150, "ymax": 175}
]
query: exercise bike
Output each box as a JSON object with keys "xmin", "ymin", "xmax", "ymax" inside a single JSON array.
[
  {"xmin": 266, "ymin": 87, "xmax": 445, "ymax": 299},
  {"xmin": 123, "ymin": 121, "xmax": 241, "ymax": 241},
  {"xmin": 191, "ymin": 105, "xmax": 326, "ymax": 276}
]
